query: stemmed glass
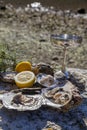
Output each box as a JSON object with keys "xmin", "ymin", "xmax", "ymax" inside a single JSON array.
[{"xmin": 50, "ymin": 34, "xmax": 82, "ymax": 78}]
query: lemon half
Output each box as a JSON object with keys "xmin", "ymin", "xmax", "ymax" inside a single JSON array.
[
  {"xmin": 14, "ymin": 71, "xmax": 35, "ymax": 88},
  {"xmin": 15, "ymin": 61, "xmax": 32, "ymax": 72}
]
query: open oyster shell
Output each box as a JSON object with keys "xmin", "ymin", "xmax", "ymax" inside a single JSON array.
[
  {"xmin": 1, "ymin": 88, "xmax": 43, "ymax": 111},
  {"xmin": 42, "ymin": 86, "xmax": 72, "ymax": 108},
  {"xmin": 42, "ymin": 80, "xmax": 82, "ymax": 111},
  {"xmin": 36, "ymin": 73, "xmax": 55, "ymax": 88}
]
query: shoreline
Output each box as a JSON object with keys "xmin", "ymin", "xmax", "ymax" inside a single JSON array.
[{"xmin": 1, "ymin": 0, "xmax": 87, "ymax": 10}]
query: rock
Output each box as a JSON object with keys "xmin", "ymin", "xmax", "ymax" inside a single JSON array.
[
  {"xmin": 68, "ymin": 68, "xmax": 87, "ymax": 92},
  {"xmin": 31, "ymin": 2, "xmax": 41, "ymax": 8},
  {"xmin": 77, "ymin": 8, "xmax": 86, "ymax": 14},
  {"xmin": 39, "ymin": 39, "xmax": 47, "ymax": 42},
  {"xmin": 0, "ymin": 5, "xmax": 6, "ymax": 11},
  {"xmin": 52, "ymin": 56, "xmax": 58, "ymax": 61},
  {"xmin": 0, "ymin": 1, "xmax": 6, "ymax": 11}
]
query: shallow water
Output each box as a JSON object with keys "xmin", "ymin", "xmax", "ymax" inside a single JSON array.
[{"xmin": 2, "ymin": 0, "xmax": 87, "ymax": 10}]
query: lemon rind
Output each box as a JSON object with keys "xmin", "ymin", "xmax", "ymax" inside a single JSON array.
[{"xmin": 15, "ymin": 61, "xmax": 32, "ymax": 72}]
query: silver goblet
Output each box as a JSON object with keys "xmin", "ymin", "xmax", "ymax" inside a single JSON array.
[{"xmin": 50, "ymin": 34, "xmax": 82, "ymax": 78}]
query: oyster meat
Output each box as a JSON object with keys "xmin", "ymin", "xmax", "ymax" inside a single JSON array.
[
  {"xmin": 11, "ymin": 93, "xmax": 39, "ymax": 107},
  {"xmin": 43, "ymin": 87, "xmax": 59, "ymax": 98},
  {"xmin": 43, "ymin": 87, "xmax": 72, "ymax": 107},
  {"xmin": 53, "ymin": 91, "xmax": 70, "ymax": 105},
  {"xmin": 61, "ymin": 87, "xmax": 83, "ymax": 112},
  {"xmin": 40, "ymin": 75, "xmax": 54, "ymax": 87}
]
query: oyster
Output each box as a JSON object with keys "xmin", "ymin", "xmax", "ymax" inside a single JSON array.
[
  {"xmin": 36, "ymin": 73, "xmax": 55, "ymax": 87},
  {"xmin": 42, "ymin": 80, "xmax": 82, "ymax": 111},
  {"xmin": 32, "ymin": 62, "xmax": 54, "ymax": 76},
  {"xmin": 42, "ymin": 121, "xmax": 62, "ymax": 130},
  {"xmin": 1, "ymin": 88, "xmax": 43, "ymax": 111},
  {"xmin": 43, "ymin": 87, "xmax": 72, "ymax": 108},
  {"xmin": 0, "ymin": 71, "xmax": 17, "ymax": 83}
]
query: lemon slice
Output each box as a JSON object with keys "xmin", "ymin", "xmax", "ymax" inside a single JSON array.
[
  {"xmin": 14, "ymin": 71, "xmax": 35, "ymax": 88},
  {"xmin": 15, "ymin": 61, "xmax": 32, "ymax": 72}
]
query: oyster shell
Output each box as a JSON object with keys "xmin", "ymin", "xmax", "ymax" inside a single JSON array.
[
  {"xmin": 54, "ymin": 71, "xmax": 66, "ymax": 81},
  {"xmin": 42, "ymin": 87, "xmax": 72, "ymax": 108},
  {"xmin": 42, "ymin": 121, "xmax": 62, "ymax": 130},
  {"xmin": 36, "ymin": 73, "xmax": 55, "ymax": 87},
  {"xmin": 42, "ymin": 80, "xmax": 82, "ymax": 111},
  {"xmin": 1, "ymin": 88, "xmax": 43, "ymax": 111},
  {"xmin": 32, "ymin": 62, "xmax": 54, "ymax": 76},
  {"xmin": 0, "ymin": 71, "xmax": 17, "ymax": 83},
  {"xmin": 81, "ymin": 92, "xmax": 87, "ymax": 98}
]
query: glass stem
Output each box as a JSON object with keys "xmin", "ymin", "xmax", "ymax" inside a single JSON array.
[{"xmin": 61, "ymin": 46, "xmax": 67, "ymax": 73}]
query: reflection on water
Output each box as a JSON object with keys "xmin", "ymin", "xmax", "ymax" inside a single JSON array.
[{"xmin": 2, "ymin": 0, "xmax": 87, "ymax": 10}]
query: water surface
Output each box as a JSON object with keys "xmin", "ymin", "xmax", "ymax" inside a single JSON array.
[{"xmin": 2, "ymin": 0, "xmax": 87, "ymax": 10}]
